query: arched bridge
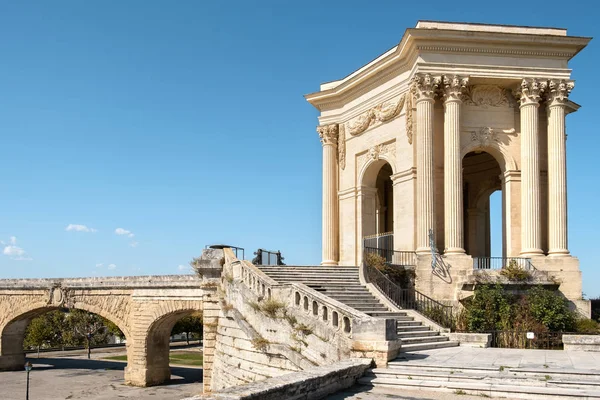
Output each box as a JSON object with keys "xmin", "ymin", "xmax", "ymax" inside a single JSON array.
[{"xmin": 0, "ymin": 274, "xmax": 219, "ymax": 390}]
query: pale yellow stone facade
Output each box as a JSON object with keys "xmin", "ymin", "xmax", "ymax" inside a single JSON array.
[{"xmin": 306, "ymin": 21, "xmax": 591, "ymax": 313}]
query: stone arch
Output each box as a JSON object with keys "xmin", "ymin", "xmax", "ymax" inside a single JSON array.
[
  {"xmin": 460, "ymin": 143, "xmax": 517, "ymax": 173},
  {"xmin": 128, "ymin": 299, "xmax": 203, "ymax": 386},
  {"xmin": 0, "ymin": 296, "xmax": 132, "ymax": 372},
  {"xmin": 359, "ymin": 155, "xmax": 397, "ymax": 188}
]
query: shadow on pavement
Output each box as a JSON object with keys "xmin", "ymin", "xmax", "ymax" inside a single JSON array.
[{"xmin": 25, "ymin": 357, "xmax": 202, "ymax": 385}]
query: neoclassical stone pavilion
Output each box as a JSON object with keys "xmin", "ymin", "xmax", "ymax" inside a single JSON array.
[{"xmin": 306, "ymin": 21, "xmax": 591, "ymax": 313}]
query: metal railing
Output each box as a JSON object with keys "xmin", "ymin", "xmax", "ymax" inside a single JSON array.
[
  {"xmin": 473, "ymin": 257, "xmax": 534, "ymax": 271},
  {"xmin": 484, "ymin": 330, "xmax": 566, "ymax": 350},
  {"xmin": 364, "ymin": 246, "xmax": 417, "ymax": 267},
  {"xmin": 251, "ymin": 249, "xmax": 285, "ymax": 266},
  {"xmin": 364, "ymin": 232, "xmax": 393, "ymax": 252},
  {"xmin": 364, "ymin": 260, "xmax": 453, "ymax": 329}
]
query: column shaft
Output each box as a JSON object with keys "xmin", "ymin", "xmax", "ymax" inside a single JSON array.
[
  {"xmin": 442, "ymin": 75, "xmax": 468, "ymax": 254},
  {"xmin": 318, "ymin": 124, "xmax": 339, "ymax": 266},
  {"xmin": 520, "ymin": 102, "xmax": 543, "ymax": 256},
  {"xmin": 547, "ymin": 79, "xmax": 573, "ymax": 255},
  {"xmin": 416, "ymin": 98, "xmax": 435, "ymax": 253}
]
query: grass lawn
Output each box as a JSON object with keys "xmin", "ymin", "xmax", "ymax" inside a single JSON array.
[{"xmin": 104, "ymin": 351, "xmax": 203, "ymax": 366}]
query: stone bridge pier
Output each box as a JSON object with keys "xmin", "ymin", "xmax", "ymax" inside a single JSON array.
[{"xmin": 0, "ymin": 275, "xmax": 220, "ymax": 390}]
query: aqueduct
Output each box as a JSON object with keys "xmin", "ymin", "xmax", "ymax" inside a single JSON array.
[{"xmin": 0, "ymin": 273, "xmax": 220, "ymax": 392}]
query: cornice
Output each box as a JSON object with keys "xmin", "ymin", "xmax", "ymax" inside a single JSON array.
[{"xmin": 305, "ymin": 27, "xmax": 590, "ymax": 112}]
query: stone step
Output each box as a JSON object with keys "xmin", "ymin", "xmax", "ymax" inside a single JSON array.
[
  {"xmin": 395, "ymin": 321, "xmax": 423, "ymax": 327},
  {"xmin": 367, "ymin": 312, "xmax": 409, "ymax": 318},
  {"xmin": 396, "ymin": 330, "xmax": 436, "ymax": 338},
  {"xmin": 357, "ymin": 376, "xmax": 600, "ymax": 399},
  {"xmin": 399, "ymin": 341, "xmax": 459, "ymax": 352},
  {"xmin": 400, "ymin": 335, "xmax": 449, "ymax": 345},
  {"xmin": 386, "ymin": 362, "xmax": 500, "ymax": 373},
  {"xmin": 395, "ymin": 325, "xmax": 431, "ymax": 332}
]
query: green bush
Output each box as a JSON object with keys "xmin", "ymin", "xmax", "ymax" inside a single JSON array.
[
  {"xmin": 499, "ymin": 260, "xmax": 532, "ymax": 282},
  {"xmin": 365, "ymin": 252, "xmax": 415, "ymax": 289},
  {"xmin": 575, "ymin": 318, "xmax": 600, "ymax": 333},
  {"xmin": 465, "ymin": 284, "xmax": 513, "ymax": 332},
  {"xmin": 527, "ymin": 286, "xmax": 576, "ymax": 332}
]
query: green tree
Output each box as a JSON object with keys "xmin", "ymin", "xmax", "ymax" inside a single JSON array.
[
  {"xmin": 23, "ymin": 310, "xmax": 66, "ymax": 357},
  {"xmin": 171, "ymin": 314, "xmax": 203, "ymax": 345},
  {"xmin": 465, "ymin": 284, "xmax": 513, "ymax": 332}
]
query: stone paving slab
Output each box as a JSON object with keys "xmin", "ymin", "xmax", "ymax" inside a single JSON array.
[{"xmin": 392, "ymin": 346, "xmax": 600, "ymax": 372}]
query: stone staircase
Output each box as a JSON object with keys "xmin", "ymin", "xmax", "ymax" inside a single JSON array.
[
  {"xmin": 257, "ymin": 265, "xmax": 458, "ymax": 352},
  {"xmin": 358, "ymin": 358, "xmax": 600, "ymax": 399}
]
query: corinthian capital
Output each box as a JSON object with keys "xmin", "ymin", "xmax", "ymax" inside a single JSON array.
[
  {"xmin": 317, "ymin": 124, "xmax": 339, "ymax": 146},
  {"xmin": 411, "ymin": 73, "xmax": 442, "ymax": 102},
  {"xmin": 514, "ymin": 78, "xmax": 548, "ymax": 106},
  {"xmin": 442, "ymin": 75, "xmax": 469, "ymax": 103},
  {"xmin": 547, "ymin": 79, "xmax": 575, "ymax": 107}
]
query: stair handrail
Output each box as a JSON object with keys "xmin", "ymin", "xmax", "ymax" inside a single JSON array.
[{"xmin": 363, "ymin": 257, "xmax": 454, "ymax": 329}]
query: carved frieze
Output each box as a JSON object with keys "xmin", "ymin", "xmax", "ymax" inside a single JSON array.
[
  {"xmin": 356, "ymin": 142, "xmax": 396, "ymax": 172},
  {"xmin": 345, "ymin": 94, "xmax": 407, "ymax": 137},
  {"xmin": 464, "ymin": 85, "xmax": 512, "ymax": 108},
  {"xmin": 338, "ymin": 124, "xmax": 346, "ymax": 170},
  {"xmin": 468, "ymin": 126, "xmax": 516, "ymax": 148},
  {"xmin": 405, "ymin": 93, "xmax": 414, "ymax": 145}
]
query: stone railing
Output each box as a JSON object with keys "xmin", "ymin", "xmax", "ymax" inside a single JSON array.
[
  {"xmin": 289, "ymin": 282, "xmax": 371, "ymax": 337},
  {"xmin": 223, "ymin": 248, "xmax": 395, "ymax": 341}
]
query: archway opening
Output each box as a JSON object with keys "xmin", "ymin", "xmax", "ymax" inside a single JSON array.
[
  {"xmin": 362, "ymin": 160, "xmax": 394, "ymax": 251},
  {"xmin": 462, "ymin": 151, "xmax": 504, "ymax": 260}
]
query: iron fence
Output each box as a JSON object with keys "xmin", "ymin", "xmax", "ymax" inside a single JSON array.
[
  {"xmin": 252, "ymin": 249, "xmax": 285, "ymax": 266},
  {"xmin": 364, "ymin": 260, "xmax": 453, "ymax": 329},
  {"xmin": 364, "ymin": 232, "xmax": 394, "ymax": 253},
  {"xmin": 485, "ymin": 331, "xmax": 565, "ymax": 349},
  {"xmin": 364, "ymin": 246, "xmax": 417, "ymax": 267},
  {"xmin": 473, "ymin": 257, "xmax": 534, "ymax": 271}
]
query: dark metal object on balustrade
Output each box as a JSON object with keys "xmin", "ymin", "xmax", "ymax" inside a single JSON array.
[
  {"xmin": 252, "ymin": 249, "xmax": 286, "ymax": 266},
  {"xmin": 207, "ymin": 244, "xmax": 245, "ymax": 260},
  {"xmin": 364, "ymin": 246, "xmax": 417, "ymax": 267}
]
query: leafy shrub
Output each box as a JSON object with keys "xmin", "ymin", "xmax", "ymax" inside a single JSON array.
[
  {"xmin": 527, "ymin": 286, "xmax": 576, "ymax": 332},
  {"xmin": 365, "ymin": 252, "xmax": 415, "ymax": 288},
  {"xmin": 499, "ymin": 260, "xmax": 532, "ymax": 282},
  {"xmin": 465, "ymin": 284, "xmax": 513, "ymax": 332},
  {"xmin": 576, "ymin": 318, "xmax": 600, "ymax": 333}
]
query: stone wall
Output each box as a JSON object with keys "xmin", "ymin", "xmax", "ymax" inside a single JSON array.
[{"xmin": 210, "ymin": 249, "xmax": 399, "ymax": 392}]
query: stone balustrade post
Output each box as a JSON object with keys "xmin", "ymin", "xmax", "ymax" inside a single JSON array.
[
  {"xmin": 516, "ymin": 78, "xmax": 546, "ymax": 257},
  {"xmin": 412, "ymin": 74, "xmax": 441, "ymax": 254},
  {"xmin": 442, "ymin": 75, "xmax": 468, "ymax": 254},
  {"xmin": 317, "ymin": 124, "xmax": 339, "ymax": 265},
  {"xmin": 547, "ymin": 79, "xmax": 574, "ymax": 256}
]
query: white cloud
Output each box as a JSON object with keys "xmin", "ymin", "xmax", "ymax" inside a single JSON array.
[
  {"xmin": 178, "ymin": 264, "xmax": 190, "ymax": 272},
  {"xmin": 115, "ymin": 228, "xmax": 133, "ymax": 236},
  {"xmin": 66, "ymin": 224, "xmax": 97, "ymax": 233},
  {"xmin": 95, "ymin": 263, "xmax": 103, "ymax": 268},
  {"xmin": 129, "ymin": 241, "xmax": 139, "ymax": 248},
  {"xmin": 2, "ymin": 237, "xmax": 32, "ymax": 261},
  {"xmin": 108, "ymin": 263, "xmax": 117, "ymax": 270}
]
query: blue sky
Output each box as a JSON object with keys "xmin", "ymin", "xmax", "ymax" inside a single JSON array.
[{"xmin": 1, "ymin": 1, "xmax": 599, "ymax": 297}]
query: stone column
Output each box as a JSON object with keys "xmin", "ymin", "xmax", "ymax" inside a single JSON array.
[
  {"xmin": 317, "ymin": 124, "xmax": 339, "ymax": 266},
  {"xmin": 442, "ymin": 75, "xmax": 468, "ymax": 254},
  {"xmin": 547, "ymin": 79, "xmax": 574, "ymax": 256},
  {"xmin": 516, "ymin": 78, "xmax": 546, "ymax": 257},
  {"xmin": 412, "ymin": 74, "xmax": 441, "ymax": 254}
]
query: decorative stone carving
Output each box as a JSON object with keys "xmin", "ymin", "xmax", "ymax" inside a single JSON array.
[
  {"xmin": 464, "ymin": 85, "xmax": 511, "ymax": 107},
  {"xmin": 356, "ymin": 142, "xmax": 395, "ymax": 172},
  {"xmin": 317, "ymin": 124, "xmax": 338, "ymax": 146},
  {"xmin": 48, "ymin": 286, "xmax": 65, "ymax": 307},
  {"xmin": 338, "ymin": 124, "xmax": 346, "ymax": 170},
  {"xmin": 405, "ymin": 93, "xmax": 414, "ymax": 144},
  {"xmin": 547, "ymin": 79, "xmax": 574, "ymax": 106},
  {"xmin": 411, "ymin": 73, "xmax": 441, "ymax": 101},
  {"xmin": 345, "ymin": 94, "xmax": 406, "ymax": 136},
  {"xmin": 514, "ymin": 78, "xmax": 547, "ymax": 106},
  {"xmin": 469, "ymin": 127, "xmax": 516, "ymax": 148},
  {"xmin": 442, "ymin": 75, "xmax": 469, "ymax": 102}
]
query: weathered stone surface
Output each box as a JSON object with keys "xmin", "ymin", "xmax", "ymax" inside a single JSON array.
[
  {"xmin": 447, "ymin": 333, "xmax": 492, "ymax": 348},
  {"xmin": 191, "ymin": 358, "xmax": 372, "ymax": 400},
  {"xmin": 563, "ymin": 335, "xmax": 600, "ymax": 351}
]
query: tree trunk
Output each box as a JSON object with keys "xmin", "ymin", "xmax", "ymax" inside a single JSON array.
[
  {"xmin": 186, "ymin": 332, "xmax": 189, "ymax": 345},
  {"xmin": 37, "ymin": 345, "xmax": 40, "ymax": 359}
]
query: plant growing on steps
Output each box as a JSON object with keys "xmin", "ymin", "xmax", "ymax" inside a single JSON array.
[{"xmin": 499, "ymin": 260, "xmax": 532, "ymax": 282}]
